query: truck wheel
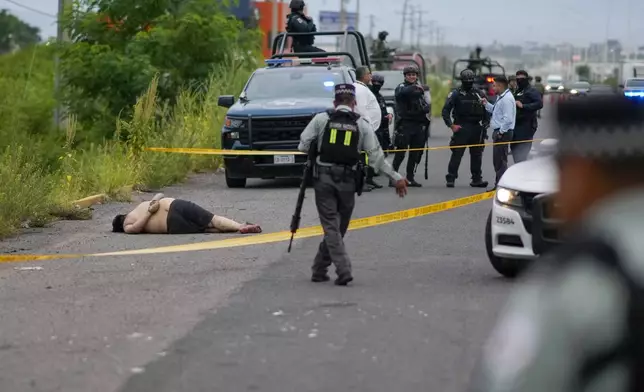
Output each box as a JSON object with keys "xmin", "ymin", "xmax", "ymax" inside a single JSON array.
[
  {"xmin": 225, "ymin": 170, "xmax": 246, "ymax": 188},
  {"xmin": 485, "ymin": 210, "xmax": 522, "ymax": 278}
]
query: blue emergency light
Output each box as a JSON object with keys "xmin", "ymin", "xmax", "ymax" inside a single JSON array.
[
  {"xmin": 624, "ymin": 91, "xmax": 644, "ymax": 98},
  {"xmin": 264, "ymin": 58, "xmax": 294, "ymax": 66}
]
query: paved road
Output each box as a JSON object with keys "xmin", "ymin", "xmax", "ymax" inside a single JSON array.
[{"xmin": 0, "ymin": 104, "xmax": 556, "ymax": 392}]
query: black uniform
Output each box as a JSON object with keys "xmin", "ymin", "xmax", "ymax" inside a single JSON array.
[
  {"xmin": 393, "ymin": 77, "xmax": 430, "ymax": 185},
  {"xmin": 441, "ymin": 77, "xmax": 489, "ymax": 187},
  {"xmin": 364, "ymin": 75, "xmax": 392, "ymax": 188},
  {"xmin": 512, "ymin": 76, "xmax": 543, "ymax": 162},
  {"xmin": 285, "ymin": 12, "xmax": 324, "ymax": 53}
]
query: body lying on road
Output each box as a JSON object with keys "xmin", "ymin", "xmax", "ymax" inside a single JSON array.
[{"xmin": 111, "ymin": 193, "xmax": 262, "ymax": 234}]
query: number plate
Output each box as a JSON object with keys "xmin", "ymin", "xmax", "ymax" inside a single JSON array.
[
  {"xmin": 273, "ymin": 155, "xmax": 295, "ymax": 164},
  {"xmin": 496, "ymin": 216, "xmax": 515, "ymax": 225}
]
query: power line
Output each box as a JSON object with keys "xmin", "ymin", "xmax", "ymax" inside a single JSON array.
[
  {"xmin": 395, "ymin": 0, "xmax": 409, "ymax": 44},
  {"xmin": 415, "ymin": 6, "xmax": 428, "ymax": 49},
  {"xmin": 3, "ymin": 0, "xmax": 56, "ymax": 18}
]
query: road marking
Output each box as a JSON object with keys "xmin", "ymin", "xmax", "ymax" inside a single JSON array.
[
  {"xmin": 0, "ymin": 192, "xmax": 494, "ymax": 263},
  {"xmin": 145, "ymin": 139, "xmax": 544, "ymax": 156}
]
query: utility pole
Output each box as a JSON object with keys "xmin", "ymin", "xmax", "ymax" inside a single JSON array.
[
  {"xmin": 428, "ymin": 20, "xmax": 435, "ymax": 48},
  {"xmin": 340, "ymin": 0, "xmax": 347, "ymax": 29},
  {"xmin": 54, "ymin": 0, "xmax": 71, "ymax": 127},
  {"xmin": 415, "ymin": 7, "xmax": 428, "ymax": 50},
  {"xmin": 271, "ymin": 0, "xmax": 278, "ymax": 41},
  {"xmin": 397, "ymin": 0, "xmax": 409, "ymax": 45},
  {"xmin": 408, "ymin": 5, "xmax": 415, "ymax": 49},
  {"xmin": 369, "ymin": 14, "xmax": 375, "ymax": 39},
  {"xmin": 355, "ymin": 0, "xmax": 360, "ymax": 31}
]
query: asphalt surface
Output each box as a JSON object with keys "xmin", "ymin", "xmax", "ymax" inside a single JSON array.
[{"xmin": 0, "ymin": 102, "xmax": 556, "ymax": 392}]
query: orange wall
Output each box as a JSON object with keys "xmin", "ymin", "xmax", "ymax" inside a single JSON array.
[{"xmin": 253, "ymin": 1, "xmax": 288, "ymax": 58}]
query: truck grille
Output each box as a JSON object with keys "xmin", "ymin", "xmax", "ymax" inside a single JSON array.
[
  {"xmin": 531, "ymin": 193, "xmax": 563, "ymax": 255},
  {"xmin": 250, "ymin": 116, "xmax": 313, "ymax": 144}
]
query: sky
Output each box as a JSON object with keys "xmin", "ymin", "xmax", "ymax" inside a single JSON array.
[{"xmin": 2, "ymin": 0, "xmax": 642, "ymax": 48}]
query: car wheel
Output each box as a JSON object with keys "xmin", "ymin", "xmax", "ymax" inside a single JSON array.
[
  {"xmin": 485, "ymin": 210, "xmax": 523, "ymax": 278},
  {"xmin": 225, "ymin": 170, "xmax": 246, "ymax": 188}
]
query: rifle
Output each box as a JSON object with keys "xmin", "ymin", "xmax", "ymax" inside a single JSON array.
[
  {"xmin": 287, "ymin": 142, "xmax": 317, "ymax": 253},
  {"xmin": 423, "ymin": 122, "xmax": 429, "ymax": 180}
]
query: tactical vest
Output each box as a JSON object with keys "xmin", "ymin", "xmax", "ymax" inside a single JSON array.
[
  {"xmin": 286, "ymin": 14, "xmax": 315, "ymax": 46},
  {"xmin": 397, "ymin": 83, "xmax": 429, "ymax": 121},
  {"xmin": 319, "ymin": 110, "xmax": 361, "ymax": 166},
  {"xmin": 453, "ymin": 89, "xmax": 484, "ymax": 124}
]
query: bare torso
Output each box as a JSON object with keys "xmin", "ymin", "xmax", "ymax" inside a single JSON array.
[{"xmin": 125, "ymin": 198, "xmax": 175, "ymax": 234}]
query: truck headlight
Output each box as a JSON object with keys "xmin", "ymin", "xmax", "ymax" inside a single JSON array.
[
  {"xmin": 224, "ymin": 117, "xmax": 246, "ymax": 128},
  {"xmin": 545, "ymin": 85, "xmax": 551, "ymax": 90},
  {"xmin": 570, "ymin": 89, "xmax": 578, "ymax": 94},
  {"xmin": 496, "ymin": 187, "xmax": 523, "ymax": 208},
  {"xmin": 558, "ymin": 85, "xmax": 564, "ymax": 90},
  {"xmin": 225, "ymin": 131, "xmax": 240, "ymax": 139}
]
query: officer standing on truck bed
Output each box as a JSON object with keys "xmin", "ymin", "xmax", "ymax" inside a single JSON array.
[
  {"xmin": 470, "ymin": 95, "xmax": 644, "ymax": 392},
  {"xmin": 391, "ymin": 65, "xmax": 430, "ymax": 188},
  {"xmin": 285, "ymin": 0, "xmax": 324, "ymax": 53},
  {"xmin": 298, "ymin": 84, "xmax": 408, "ymax": 286},
  {"xmin": 442, "ymin": 69, "xmax": 489, "ymax": 188}
]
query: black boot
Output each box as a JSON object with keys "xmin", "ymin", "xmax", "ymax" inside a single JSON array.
[
  {"xmin": 470, "ymin": 179, "xmax": 489, "ymax": 188},
  {"xmin": 335, "ymin": 273, "xmax": 353, "ymax": 286},
  {"xmin": 366, "ymin": 178, "xmax": 383, "ymax": 188},
  {"xmin": 408, "ymin": 179, "xmax": 422, "ymax": 187},
  {"xmin": 311, "ymin": 274, "xmax": 330, "ymax": 283}
]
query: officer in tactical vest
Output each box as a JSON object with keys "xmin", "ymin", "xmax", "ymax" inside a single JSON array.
[
  {"xmin": 371, "ymin": 31, "xmax": 390, "ymax": 71},
  {"xmin": 391, "ymin": 65, "xmax": 430, "ymax": 187},
  {"xmin": 363, "ymin": 73, "xmax": 393, "ymax": 189},
  {"xmin": 441, "ymin": 69, "xmax": 489, "ymax": 188},
  {"xmin": 285, "ymin": 0, "xmax": 324, "ymax": 53},
  {"xmin": 298, "ymin": 84, "xmax": 408, "ymax": 285},
  {"xmin": 512, "ymin": 70, "xmax": 543, "ymax": 163},
  {"xmin": 470, "ymin": 95, "xmax": 644, "ymax": 392}
]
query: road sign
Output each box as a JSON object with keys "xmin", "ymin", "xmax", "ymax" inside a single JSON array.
[{"xmin": 318, "ymin": 10, "xmax": 356, "ymax": 32}]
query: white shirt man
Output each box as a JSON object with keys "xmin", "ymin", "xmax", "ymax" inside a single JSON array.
[{"xmin": 353, "ymin": 66, "xmax": 381, "ymax": 131}]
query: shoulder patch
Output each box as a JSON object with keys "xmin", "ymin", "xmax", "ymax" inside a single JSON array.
[
  {"xmin": 297, "ymin": 17, "xmax": 305, "ymax": 24},
  {"xmin": 447, "ymin": 91, "xmax": 453, "ymax": 98}
]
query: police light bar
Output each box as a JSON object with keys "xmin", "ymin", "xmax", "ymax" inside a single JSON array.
[
  {"xmin": 264, "ymin": 58, "xmax": 293, "ymax": 66},
  {"xmin": 624, "ymin": 91, "xmax": 644, "ymax": 98},
  {"xmin": 311, "ymin": 57, "xmax": 342, "ymax": 63}
]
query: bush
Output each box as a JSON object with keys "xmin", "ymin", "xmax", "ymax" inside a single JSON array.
[
  {"xmin": 428, "ymin": 76, "xmax": 450, "ymax": 117},
  {"xmin": 0, "ymin": 1, "xmax": 260, "ymax": 237}
]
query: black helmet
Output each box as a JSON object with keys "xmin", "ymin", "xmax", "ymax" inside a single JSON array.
[
  {"xmin": 371, "ymin": 74, "xmax": 384, "ymax": 84},
  {"xmin": 460, "ymin": 69, "xmax": 475, "ymax": 82},
  {"xmin": 403, "ymin": 65, "xmax": 419, "ymax": 75},
  {"xmin": 378, "ymin": 31, "xmax": 388, "ymax": 40},
  {"xmin": 289, "ymin": 0, "xmax": 305, "ymax": 10}
]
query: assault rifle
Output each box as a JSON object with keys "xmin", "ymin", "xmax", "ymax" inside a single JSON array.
[{"xmin": 288, "ymin": 141, "xmax": 317, "ymax": 253}]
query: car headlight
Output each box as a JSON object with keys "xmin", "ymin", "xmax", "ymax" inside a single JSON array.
[
  {"xmin": 225, "ymin": 131, "xmax": 240, "ymax": 139},
  {"xmin": 545, "ymin": 85, "xmax": 551, "ymax": 90},
  {"xmin": 495, "ymin": 187, "xmax": 523, "ymax": 208},
  {"xmin": 570, "ymin": 89, "xmax": 578, "ymax": 94},
  {"xmin": 224, "ymin": 117, "xmax": 246, "ymax": 128},
  {"xmin": 558, "ymin": 85, "xmax": 564, "ymax": 90}
]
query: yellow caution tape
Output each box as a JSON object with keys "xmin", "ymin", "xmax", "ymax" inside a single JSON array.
[
  {"xmin": 146, "ymin": 139, "xmax": 543, "ymax": 156},
  {"xmin": 0, "ymin": 191, "xmax": 494, "ymax": 263}
]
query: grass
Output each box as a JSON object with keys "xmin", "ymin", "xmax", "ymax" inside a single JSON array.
[
  {"xmin": 428, "ymin": 76, "xmax": 450, "ymax": 117},
  {"xmin": 0, "ymin": 46, "xmax": 254, "ymax": 237}
]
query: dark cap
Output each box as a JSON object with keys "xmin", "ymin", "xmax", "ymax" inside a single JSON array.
[
  {"xmin": 494, "ymin": 75, "xmax": 508, "ymax": 84},
  {"xmin": 556, "ymin": 96, "xmax": 644, "ymax": 158},
  {"xmin": 516, "ymin": 70, "xmax": 529, "ymax": 78},
  {"xmin": 334, "ymin": 83, "xmax": 356, "ymax": 97}
]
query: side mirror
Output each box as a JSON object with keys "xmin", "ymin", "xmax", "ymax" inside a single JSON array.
[
  {"xmin": 218, "ymin": 95, "xmax": 235, "ymax": 108},
  {"xmin": 618, "ymin": 84, "xmax": 624, "ymax": 88}
]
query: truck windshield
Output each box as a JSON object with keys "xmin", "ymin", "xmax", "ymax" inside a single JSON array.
[{"xmin": 244, "ymin": 70, "xmax": 346, "ymax": 100}]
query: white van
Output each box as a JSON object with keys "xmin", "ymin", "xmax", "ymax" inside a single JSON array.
[{"xmin": 545, "ymin": 75, "xmax": 564, "ymax": 92}]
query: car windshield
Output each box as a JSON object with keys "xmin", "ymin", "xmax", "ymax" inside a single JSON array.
[
  {"xmin": 591, "ymin": 85, "xmax": 614, "ymax": 92},
  {"xmin": 244, "ymin": 69, "xmax": 346, "ymax": 100},
  {"xmin": 626, "ymin": 79, "xmax": 644, "ymax": 87},
  {"xmin": 547, "ymin": 79, "xmax": 562, "ymax": 84},
  {"xmin": 375, "ymin": 71, "xmax": 405, "ymax": 90}
]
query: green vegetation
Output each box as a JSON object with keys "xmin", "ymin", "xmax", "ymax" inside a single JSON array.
[
  {"xmin": 0, "ymin": 1, "xmax": 260, "ymax": 237},
  {"xmin": 428, "ymin": 76, "xmax": 450, "ymax": 117}
]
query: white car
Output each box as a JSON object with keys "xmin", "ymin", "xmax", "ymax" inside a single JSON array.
[
  {"xmin": 485, "ymin": 139, "xmax": 561, "ymax": 277},
  {"xmin": 545, "ymin": 75, "xmax": 565, "ymax": 93}
]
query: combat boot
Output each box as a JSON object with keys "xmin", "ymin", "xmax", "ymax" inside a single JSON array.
[{"xmin": 470, "ymin": 179, "xmax": 489, "ymax": 188}]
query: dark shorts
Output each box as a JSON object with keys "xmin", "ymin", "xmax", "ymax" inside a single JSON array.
[{"xmin": 166, "ymin": 200, "xmax": 214, "ymax": 234}]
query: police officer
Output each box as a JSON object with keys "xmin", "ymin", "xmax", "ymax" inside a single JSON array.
[
  {"xmin": 364, "ymin": 73, "xmax": 393, "ymax": 189},
  {"xmin": 533, "ymin": 76, "xmax": 545, "ymax": 118},
  {"xmin": 285, "ymin": 0, "xmax": 324, "ymax": 53},
  {"xmin": 391, "ymin": 65, "xmax": 430, "ymax": 187},
  {"xmin": 371, "ymin": 31, "xmax": 390, "ymax": 71},
  {"xmin": 298, "ymin": 84, "xmax": 408, "ymax": 285},
  {"xmin": 470, "ymin": 95, "xmax": 644, "ymax": 392},
  {"xmin": 442, "ymin": 69, "xmax": 489, "ymax": 188},
  {"xmin": 512, "ymin": 70, "xmax": 543, "ymax": 162}
]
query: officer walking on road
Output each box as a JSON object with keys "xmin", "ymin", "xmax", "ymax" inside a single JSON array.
[
  {"xmin": 391, "ymin": 65, "xmax": 430, "ymax": 188},
  {"xmin": 442, "ymin": 69, "xmax": 489, "ymax": 188},
  {"xmin": 285, "ymin": 0, "xmax": 324, "ymax": 53},
  {"xmin": 470, "ymin": 95, "xmax": 644, "ymax": 392},
  {"xmin": 512, "ymin": 70, "xmax": 543, "ymax": 162},
  {"xmin": 364, "ymin": 73, "xmax": 393, "ymax": 189},
  {"xmin": 298, "ymin": 84, "xmax": 408, "ymax": 286}
]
